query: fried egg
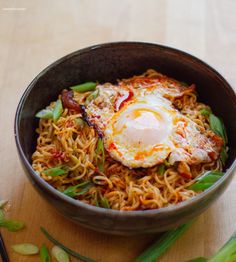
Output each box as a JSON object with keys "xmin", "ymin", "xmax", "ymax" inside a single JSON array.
[{"xmin": 84, "ymin": 82, "xmax": 221, "ymax": 168}]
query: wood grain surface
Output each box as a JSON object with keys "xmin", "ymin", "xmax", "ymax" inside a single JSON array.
[{"xmin": 0, "ymin": 0, "xmax": 236, "ymax": 261}]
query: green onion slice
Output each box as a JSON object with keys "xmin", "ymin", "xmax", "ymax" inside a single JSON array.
[
  {"xmin": 36, "ymin": 109, "xmax": 53, "ymax": 119},
  {"xmin": 12, "ymin": 243, "xmax": 39, "ymax": 255},
  {"xmin": 96, "ymin": 137, "xmax": 105, "ymax": 172},
  {"xmin": 200, "ymin": 108, "xmax": 211, "ymax": 116},
  {"xmin": 0, "ymin": 219, "xmax": 25, "ymax": 231},
  {"xmin": 135, "ymin": 221, "xmax": 194, "ymax": 262},
  {"xmin": 40, "ymin": 227, "xmax": 97, "ymax": 262},
  {"xmin": 40, "ymin": 244, "xmax": 51, "ymax": 262},
  {"xmin": 99, "ymin": 195, "xmax": 110, "ymax": 209},
  {"xmin": 85, "ymin": 89, "xmax": 99, "ymax": 106},
  {"xmin": 207, "ymin": 231, "xmax": 236, "ymax": 262},
  {"xmin": 158, "ymin": 164, "xmax": 166, "ymax": 175},
  {"xmin": 188, "ymin": 171, "xmax": 224, "ymax": 192},
  {"xmin": 186, "ymin": 257, "xmax": 208, "ymax": 262},
  {"xmin": 70, "ymin": 82, "xmax": 97, "ymax": 93},
  {"xmin": 209, "ymin": 114, "xmax": 227, "ymax": 143},
  {"xmin": 51, "ymin": 246, "xmax": 70, "ymax": 262},
  {"xmin": 63, "ymin": 181, "xmax": 93, "ymax": 198},
  {"xmin": 75, "ymin": 117, "xmax": 85, "ymax": 128},
  {"xmin": 53, "ymin": 99, "xmax": 63, "ymax": 122},
  {"xmin": 42, "ymin": 166, "xmax": 68, "ymax": 177},
  {"xmin": 220, "ymin": 146, "xmax": 228, "ymax": 165}
]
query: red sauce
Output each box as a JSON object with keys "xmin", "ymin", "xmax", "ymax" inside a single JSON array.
[{"xmin": 115, "ymin": 90, "xmax": 134, "ymax": 111}]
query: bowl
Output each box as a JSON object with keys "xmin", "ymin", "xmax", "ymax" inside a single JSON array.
[{"xmin": 15, "ymin": 42, "xmax": 236, "ymax": 235}]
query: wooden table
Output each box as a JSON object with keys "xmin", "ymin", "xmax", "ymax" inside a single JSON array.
[{"xmin": 1, "ymin": 0, "xmax": 236, "ymax": 261}]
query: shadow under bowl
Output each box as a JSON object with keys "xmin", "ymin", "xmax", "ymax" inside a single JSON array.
[{"xmin": 15, "ymin": 42, "xmax": 236, "ymax": 235}]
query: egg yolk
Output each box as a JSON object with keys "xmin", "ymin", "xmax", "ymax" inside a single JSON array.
[{"xmin": 112, "ymin": 106, "xmax": 171, "ymax": 148}]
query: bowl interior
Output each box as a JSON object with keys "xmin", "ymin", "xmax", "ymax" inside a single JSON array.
[{"xmin": 17, "ymin": 42, "xmax": 236, "ymax": 172}]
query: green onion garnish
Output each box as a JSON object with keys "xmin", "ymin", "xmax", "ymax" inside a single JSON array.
[
  {"xmin": 187, "ymin": 231, "xmax": 236, "ymax": 262},
  {"xmin": 53, "ymin": 99, "xmax": 63, "ymax": 122},
  {"xmin": 0, "ymin": 219, "xmax": 25, "ymax": 231},
  {"xmin": 75, "ymin": 117, "xmax": 85, "ymax": 129},
  {"xmin": 99, "ymin": 196, "xmax": 110, "ymax": 209},
  {"xmin": 209, "ymin": 114, "xmax": 226, "ymax": 143},
  {"xmin": 188, "ymin": 171, "xmax": 224, "ymax": 192},
  {"xmin": 70, "ymin": 82, "xmax": 97, "ymax": 93},
  {"xmin": 186, "ymin": 258, "xmax": 208, "ymax": 262},
  {"xmin": 42, "ymin": 166, "xmax": 68, "ymax": 177},
  {"xmin": 36, "ymin": 109, "xmax": 53, "ymax": 119},
  {"xmin": 40, "ymin": 227, "xmax": 97, "ymax": 262},
  {"xmin": 96, "ymin": 137, "xmax": 105, "ymax": 172},
  {"xmin": 158, "ymin": 164, "xmax": 166, "ymax": 175},
  {"xmin": 85, "ymin": 89, "xmax": 99, "ymax": 106},
  {"xmin": 63, "ymin": 181, "xmax": 93, "ymax": 198},
  {"xmin": 51, "ymin": 246, "xmax": 70, "ymax": 262},
  {"xmin": 135, "ymin": 221, "xmax": 194, "ymax": 262},
  {"xmin": 12, "ymin": 243, "xmax": 39, "ymax": 255},
  {"xmin": 220, "ymin": 146, "xmax": 228, "ymax": 165},
  {"xmin": 40, "ymin": 244, "xmax": 51, "ymax": 262},
  {"xmin": 200, "ymin": 108, "xmax": 211, "ymax": 116}
]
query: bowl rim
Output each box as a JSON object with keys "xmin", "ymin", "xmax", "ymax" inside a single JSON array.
[{"xmin": 14, "ymin": 41, "xmax": 236, "ymax": 217}]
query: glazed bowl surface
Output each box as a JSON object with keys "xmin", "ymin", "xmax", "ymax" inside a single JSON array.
[{"xmin": 15, "ymin": 42, "xmax": 236, "ymax": 235}]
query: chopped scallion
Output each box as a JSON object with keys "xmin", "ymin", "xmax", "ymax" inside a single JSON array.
[
  {"xmin": 36, "ymin": 109, "xmax": 53, "ymax": 119},
  {"xmin": 70, "ymin": 82, "xmax": 97, "ymax": 93},
  {"xmin": 135, "ymin": 221, "xmax": 194, "ymax": 262},
  {"xmin": 12, "ymin": 243, "xmax": 39, "ymax": 255},
  {"xmin": 40, "ymin": 244, "xmax": 51, "ymax": 262},
  {"xmin": 63, "ymin": 181, "xmax": 92, "ymax": 198},
  {"xmin": 158, "ymin": 164, "xmax": 166, "ymax": 175},
  {"xmin": 42, "ymin": 166, "xmax": 68, "ymax": 177},
  {"xmin": 188, "ymin": 171, "xmax": 224, "ymax": 192},
  {"xmin": 53, "ymin": 100, "xmax": 63, "ymax": 122},
  {"xmin": 200, "ymin": 108, "xmax": 211, "ymax": 116},
  {"xmin": 85, "ymin": 89, "xmax": 99, "ymax": 106},
  {"xmin": 0, "ymin": 219, "xmax": 25, "ymax": 231},
  {"xmin": 40, "ymin": 227, "xmax": 97, "ymax": 262},
  {"xmin": 51, "ymin": 246, "xmax": 70, "ymax": 262},
  {"xmin": 96, "ymin": 138, "xmax": 105, "ymax": 172}
]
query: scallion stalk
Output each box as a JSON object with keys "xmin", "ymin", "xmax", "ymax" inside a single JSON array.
[
  {"xmin": 135, "ymin": 221, "xmax": 194, "ymax": 262},
  {"xmin": 70, "ymin": 82, "xmax": 97, "ymax": 93},
  {"xmin": 40, "ymin": 227, "xmax": 97, "ymax": 262}
]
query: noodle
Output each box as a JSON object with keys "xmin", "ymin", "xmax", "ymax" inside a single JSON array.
[{"xmin": 32, "ymin": 69, "xmax": 223, "ymax": 211}]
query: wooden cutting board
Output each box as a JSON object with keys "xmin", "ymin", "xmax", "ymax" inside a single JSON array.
[{"xmin": 1, "ymin": 0, "xmax": 236, "ymax": 261}]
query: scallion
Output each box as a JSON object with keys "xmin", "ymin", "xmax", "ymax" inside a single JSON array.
[
  {"xmin": 99, "ymin": 196, "xmax": 110, "ymax": 209},
  {"xmin": 63, "ymin": 181, "xmax": 92, "ymax": 198},
  {"xmin": 188, "ymin": 171, "xmax": 224, "ymax": 192},
  {"xmin": 158, "ymin": 164, "xmax": 166, "ymax": 175},
  {"xmin": 40, "ymin": 227, "xmax": 97, "ymax": 262},
  {"xmin": 53, "ymin": 99, "xmax": 63, "ymax": 122},
  {"xmin": 36, "ymin": 109, "xmax": 53, "ymax": 119},
  {"xmin": 0, "ymin": 219, "xmax": 25, "ymax": 231},
  {"xmin": 135, "ymin": 221, "xmax": 194, "ymax": 262},
  {"xmin": 200, "ymin": 108, "xmax": 211, "ymax": 116},
  {"xmin": 96, "ymin": 137, "xmax": 105, "ymax": 172},
  {"xmin": 186, "ymin": 258, "xmax": 208, "ymax": 262},
  {"xmin": 12, "ymin": 243, "xmax": 39, "ymax": 255},
  {"xmin": 42, "ymin": 166, "xmax": 68, "ymax": 177},
  {"xmin": 40, "ymin": 244, "xmax": 51, "ymax": 262},
  {"xmin": 85, "ymin": 89, "xmax": 99, "ymax": 106},
  {"xmin": 51, "ymin": 246, "xmax": 70, "ymax": 262},
  {"xmin": 70, "ymin": 82, "xmax": 97, "ymax": 93},
  {"xmin": 75, "ymin": 118, "xmax": 85, "ymax": 129}
]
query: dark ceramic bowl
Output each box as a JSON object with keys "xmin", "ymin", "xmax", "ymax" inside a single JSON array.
[{"xmin": 15, "ymin": 42, "xmax": 236, "ymax": 235}]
